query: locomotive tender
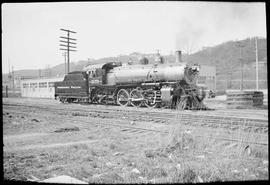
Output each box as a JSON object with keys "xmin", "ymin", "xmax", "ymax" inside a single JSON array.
[{"xmin": 55, "ymin": 51, "xmax": 207, "ymax": 110}]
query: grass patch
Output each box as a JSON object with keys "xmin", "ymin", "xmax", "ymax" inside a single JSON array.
[{"xmin": 140, "ymin": 116, "xmax": 268, "ymax": 183}]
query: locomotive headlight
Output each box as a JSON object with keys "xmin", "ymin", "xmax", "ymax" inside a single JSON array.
[
  {"xmin": 198, "ymin": 87, "xmax": 206, "ymax": 100},
  {"xmin": 191, "ymin": 65, "xmax": 200, "ymax": 72},
  {"xmin": 184, "ymin": 64, "xmax": 200, "ymax": 85}
]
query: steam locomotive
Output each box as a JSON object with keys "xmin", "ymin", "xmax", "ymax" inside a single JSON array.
[{"xmin": 55, "ymin": 51, "xmax": 207, "ymax": 110}]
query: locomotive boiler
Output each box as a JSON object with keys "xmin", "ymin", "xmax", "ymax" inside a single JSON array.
[{"xmin": 55, "ymin": 51, "xmax": 207, "ymax": 110}]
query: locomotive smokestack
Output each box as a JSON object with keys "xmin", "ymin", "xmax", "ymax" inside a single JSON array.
[{"xmin": 175, "ymin": 50, "xmax": 182, "ymax": 63}]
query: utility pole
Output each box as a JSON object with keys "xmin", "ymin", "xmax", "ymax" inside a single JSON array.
[
  {"xmin": 39, "ymin": 69, "xmax": 41, "ymax": 78},
  {"xmin": 62, "ymin": 52, "xmax": 67, "ymax": 74},
  {"xmin": 45, "ymin": 65, "xmax": 52, "ymax": 77},
  {"xmin": 236, "ymin": 42, "xmax": 245, "ymax": 91},
  {"xmin": 8, "ymin": 58, "xmax": 12, "ymax": 89},
  {"xmin": 12, "ymin": 66, "xmax": 15, "ymax": 93},
  {"xmin": 48, "ymin": 65, "xmax": 51, "ymax": 77},
  {"xmin": 229, "ymin": 59, "xmax": 233, "ymax": 89},
  {"xmin": 60, "ymin": 29, "xmax": 77, "ymax": 73},
  {"xmin": 255, "ymin": 37, "xmax": 259, "ymax": 90}
]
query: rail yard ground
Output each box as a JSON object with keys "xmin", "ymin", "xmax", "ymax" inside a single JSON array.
[{"xmin": 3, "ymin": 97, "xmax": 268, "ymax": 183}]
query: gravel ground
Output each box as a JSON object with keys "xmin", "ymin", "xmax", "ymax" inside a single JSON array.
[{"xmin": 3, "ymin": 98, "xmax": 268, "ymax": 183}]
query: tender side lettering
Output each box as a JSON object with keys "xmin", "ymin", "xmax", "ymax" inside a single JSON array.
[{"xmin": 57, "ymin": 86, "xmax": 69, "ymax": 89}]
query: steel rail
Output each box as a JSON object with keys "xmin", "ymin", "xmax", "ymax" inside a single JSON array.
[
  {"xmin": 4, "ymin": 100, "xmax": 268, "ymax": 120},
  {"xmin": 4, "ymin": 102, "xmax": 268, "ymax": 130},
  {"xmin": 4, "ymin": 107, "xmax": 268, "ymax": 146},
  {"xmin": 4, "ymin": 101, "xmax": 268, "ymax": 121}
]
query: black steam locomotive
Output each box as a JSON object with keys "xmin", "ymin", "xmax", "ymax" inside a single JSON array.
[{"xmin": 55, "ymin": 51, "xmax": 207, "ymax": 110}]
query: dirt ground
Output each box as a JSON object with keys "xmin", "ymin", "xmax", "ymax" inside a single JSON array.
[{"xmin": 3, "ymin": 97, "xmax": 268, "ymax": 183}]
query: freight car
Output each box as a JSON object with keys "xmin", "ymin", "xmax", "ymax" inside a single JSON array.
[{"xmin": 55, "ymin": 51, "xmax": 207, "ymax": 110}]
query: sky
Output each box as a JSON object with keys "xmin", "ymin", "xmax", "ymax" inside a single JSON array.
[{"xmin": 2, "ymin": 1, "xmax": 266, "ymax": 73}]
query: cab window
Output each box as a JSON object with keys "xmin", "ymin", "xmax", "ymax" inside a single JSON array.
[{"xmin": 89, "ymin": 69, "xmax": 103, "ymax": 78}]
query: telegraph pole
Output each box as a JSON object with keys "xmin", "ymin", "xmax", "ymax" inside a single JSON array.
[
  {"xmin": 45, "ymin": 65, "xmax": 51, "ymax": 77},
  {"xmin": 255, "ymin": 37, "xmax": 259, "ymax": 90},
  {"xmin": 236, "ymin": 42, "xmax": 245, "ymax": 91},
  {"xmin": 39, "ymin": 69, "xmax": 41, "ymax": 78},
  {"xmin": 62, "ymin": 52, "xmax": 67, "ymax": 74},
  {"xmin": 8, "ymin": 58, "xmax": 12, "ymax": 88},
  {"xmin": 12, "ymin": 66, "xmax": 15, "ymax": 93},
  {"xmin": 60, "ymin": 29, "xmax": 77, "ymax": 73}
]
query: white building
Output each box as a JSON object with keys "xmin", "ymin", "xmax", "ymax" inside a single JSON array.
[{"xmin": 20, "ymin": 76, "xmax": 64, "ymax": 98}]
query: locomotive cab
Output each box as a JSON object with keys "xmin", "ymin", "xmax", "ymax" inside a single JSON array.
[
  {"xmin": 85, "ymin": 62, "xmax": 122, "ymax": 85},
  {"xmin": 88, "ymin": 68, "xmax": 103, "ymax": 85}
]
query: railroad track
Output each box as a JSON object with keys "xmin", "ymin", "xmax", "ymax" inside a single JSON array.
[
  {"xmin": 4, "ymin": 101, "xmax": 268, "ymax": 121},
  {"xmin": 4, "ymin": 107, "xmax": 268, "ymax": 146},
  {"xmin": 57, "ymin": 116, "xmax": 269, "ymax": 146},
  {"xmin": 3, "ymin": 106, "xmax": 268, "ymax": 145},
  {"xmin": 6, "ymin": 99, "xmax": 268, "ymax": 119},
  {"xmin": 4, "ymin": 102, "xmax": 268, "ymax": 135}
]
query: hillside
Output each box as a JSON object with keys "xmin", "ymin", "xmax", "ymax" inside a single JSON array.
[
  {"xmin": 185, "ymin": 37, "xmax": 267, "ymax": 77},
  {"xmin": 2, "ymin": 37, "xmax": 267, "ymax": 90},
  {"xmin": 184, "ymin": 37, "xmax": 267, "ymax": 90}
]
